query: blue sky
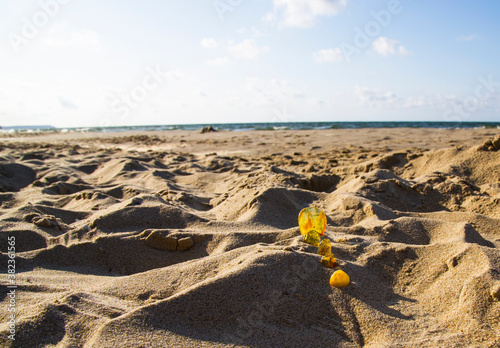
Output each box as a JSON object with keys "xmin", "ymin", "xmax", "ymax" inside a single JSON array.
[{"xmin": 1, "ymin": 0, "xmax": 499, "ymax": 127}]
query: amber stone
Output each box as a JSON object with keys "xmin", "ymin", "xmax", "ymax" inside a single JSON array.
[
  {"xmin": 298, "ymin": 207, "xmax": 327, "ymax": 236},
  {"xmin": 321, "ymin": 254, "xmax": 338, "ymax": 268},
  {"xmin": 302, "ymin": 230, "xmax": 321, "ymax": 246},
  {"xmin": 330, "ymin": 270, "xmax": 350, "ymax": 287},
  {"xmin": 318, "ymin": 238, "xmax": 331, "ymax": 256}
]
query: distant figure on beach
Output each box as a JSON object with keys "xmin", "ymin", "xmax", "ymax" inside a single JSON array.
[{"xmin": 201, "ymin": 126, "xmax": 217, "ymax": 134}]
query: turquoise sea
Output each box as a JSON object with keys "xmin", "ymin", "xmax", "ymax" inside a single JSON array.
[{"xmin": 2, "ymin": 121, "xmax": 500, "ymax": 133}]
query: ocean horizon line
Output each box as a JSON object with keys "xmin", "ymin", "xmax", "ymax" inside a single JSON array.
[{"xmin": 1, "ymin": 121, "xmax": 500, "ymax": 134}]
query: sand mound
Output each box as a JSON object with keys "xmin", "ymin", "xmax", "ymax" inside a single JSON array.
[
  {"xmin": 0, "ymin": 129, "xmax": 499, "ymax": 347},
  {"xmin": 213, "ymin": 187, "xmax": 318, "ymax": 228},
  {"xmin": 0, "ymin": 162, "xmax": 36, "ymax": 192},
  {"xmin": 87, "ymin": 248, "xmax": 364, "ymax": 347}
]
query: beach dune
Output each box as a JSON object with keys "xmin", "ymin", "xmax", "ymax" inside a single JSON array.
[{"xmin": 0, "ymin": 128, "xmax": 499, "ymax": 347}]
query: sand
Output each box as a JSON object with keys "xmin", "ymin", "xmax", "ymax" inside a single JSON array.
[{"xmin": 0, "ymin": 127, "xmax": 499, "ymax": 347}]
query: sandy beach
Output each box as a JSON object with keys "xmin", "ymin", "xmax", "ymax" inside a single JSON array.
[{"xmin": 0, "ymin": 127, "xmax": 499, "ymax": 347}]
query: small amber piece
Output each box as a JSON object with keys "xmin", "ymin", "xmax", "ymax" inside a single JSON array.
[
  {"xmin": 298, "ymin": 207, "xmax": 327, "ymax": 236},
  {"xmin": 321, "ymin": 254, "xmax": 338, "ymax": 268},
  {"xmin": 318, "ymin": 238, "xmax": 331, "ymax": 256},
  {"xmin": 302, "ymin": 230, "xmax": 320, "ymax": 246},
  {"xmin": 330, "ymin": 270, "xmax": 350, "ymax": 287}
]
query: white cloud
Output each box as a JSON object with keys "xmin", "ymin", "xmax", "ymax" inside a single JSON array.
[
  {"xmin": 164, "ymin": 70, "xmax": 185, "ymax": 81},
  {"xmin": 266, "ymin": 0, "xmax": 346, "ymax": 28},
  {"xmin": 201, "ymin": 38, "xmax": 218, "ymax": 48},
  {"xmin": 402, "ymin": 95, "xmax": 440, "ymax": 109},
  {"xmin": 237, "ymin": 27, "xmax": 269, "ymax": 38},
  {"xmin": 0, "ymin": 78, "xmax": 100, "ymax": 127},
  {"xmin": 204, "ymin": 56, "xmax": 231, "ymax": 66},
  {"xmin": 352, "ymin": 87, "xmax": 474, "ymax": 112},
  {"xmin": 42, "ymin": 29, "xmax": 101, "ymax": 48},
  {"xmin": 398, "ymin": 46, "xmax": 411, "ymax": 55},
  {"xmin": 372, "ymin": 37, "xmax": 410, "ymax": 56},
  {"xmin": 242, "ymin": 78, "xmax": 305, "ymax": 107},
  {"xmin": 202, "ymin": 39, "xmax": 268, "ymax": 66},
  {"xmin": 59, "ymin": 97, "xmax": 77, "ymax": 109},
  {"xmin": 308, "ymin": 98, "xmax": 329, "ymax": 107},
  {"xmin": 228, "ymin": 39, "xmax": 269, "ymax": 60},
  {"xmin": 439, "ymin": 92, "xmax": 500, "ymax": 114},
  {"xmin": 456, "ymin": 34, "xmax": 478, "ymax": 42},
  {"xmin": 313, "ymin": 48, "xmax": 343, "ymax": 63},
  {"xmin": 354, "ymin": 86, "xmax": 399, "ymax": 107}
]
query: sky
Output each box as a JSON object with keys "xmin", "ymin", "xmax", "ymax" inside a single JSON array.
[{"xmin": 1, "ymin": 0, "xmax": 500, "ymax": 128}]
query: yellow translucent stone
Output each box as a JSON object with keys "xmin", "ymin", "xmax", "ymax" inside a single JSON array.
[
  {"xmin": 330, "ymin": 270, "xmax": 350, "ymax": 287},
  {"xmin": 321, "ymin": 254, "xmax": 338, "ymax": 268},
  {"xmin": 318, "ymin": 238, "xmax": 331, "ymax": 256},
  {"xmin": 302, "ymin": 230, "xmax": 320, "ymax": 246},
  {"xmin": 298, "ymin": 207, "xmax": 327, "ymax": 236}
]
